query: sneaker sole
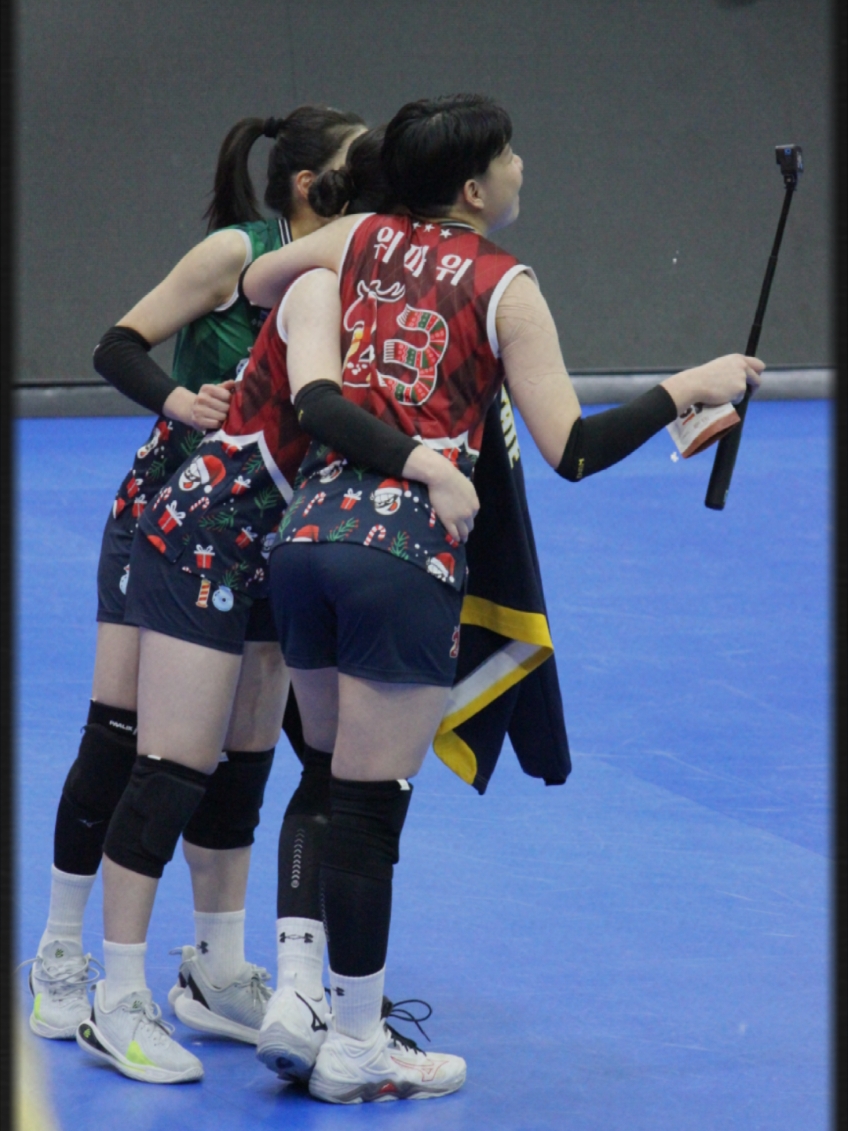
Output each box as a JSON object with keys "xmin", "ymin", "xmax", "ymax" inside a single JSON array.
[
  {"xmin": 174, "ymin": 993, "xmax": 261, "ymax": 1045},
  {"xmin": 76, "ymin": 1019, "xmax": 204, "ymax": 1084},
  {"xmin": 256, "ymin": 1024, "xmax": 319, "ymax": 1081},
  {"xmin": 167, "ymin": 979, "xmax": 187, "ymax": 1011},
  {"xmin": 308, "ymin": 1065, "xmax": 467, "ymax": 1105},
  {"xmin": 29, "ymin": 1011, "xmax": 85, "ymax": 1040}
]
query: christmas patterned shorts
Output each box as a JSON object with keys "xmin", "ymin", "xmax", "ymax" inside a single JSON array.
[
  {"xmin": 269, "ymin": 542, "xmax": 463, "ymax": 687},
  {"xmin": 96, "ymin": 506, "xmax": 137, "ymax": 624},
  {"xmin": 123, "ymin": 531, "xmax": 276, "ymax": 655}
]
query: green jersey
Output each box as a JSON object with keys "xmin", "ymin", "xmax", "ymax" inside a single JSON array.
[{"xmin": 170, "ymin": 217, "xmax": 290, "ymax": 392}]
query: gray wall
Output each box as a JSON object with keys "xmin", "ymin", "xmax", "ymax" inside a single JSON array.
[{"xmin": 16, "ymin": 0, "xmax": 832, "ymax": 383}]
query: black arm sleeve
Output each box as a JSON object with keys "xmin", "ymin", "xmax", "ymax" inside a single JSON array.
[
  {"xmin": 92, "ymin": 325, "xmax": 176, "ymax": 416},
  {"xmin": 556, "ymin": 383, "xmax": 677, "ymax": 481},
  {"xmin": 294, "ymin": 380, "xmax": 418, "ymax": 479}
]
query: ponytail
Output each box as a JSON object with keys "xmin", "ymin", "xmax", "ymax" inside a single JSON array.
[
  {"xmin": 203, "ymin": 105, "xmax": 366, "ymax": 232},
  {"xmin": 204, "ymin": 117, "xmax": 267, "ymax": 232}
]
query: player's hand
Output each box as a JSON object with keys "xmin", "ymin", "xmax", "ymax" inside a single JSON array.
[
  {"xmin": 402, "ymin": 445, "xmax": 480, "ymax": 543},
  {"xmin": 191, "ymin": 381, "xmax": 235, "ymax": 431},
  {"xmin": 427, "ymin": 462, "xmax": 480, "ymax": 543},
  {"xmin": 662, "ymin": 354, "xmax": 764, "ymax": 410}
]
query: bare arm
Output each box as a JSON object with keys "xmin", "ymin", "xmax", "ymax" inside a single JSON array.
[
  {"xmin": 117, "ymin": 228, "xmax": 249, "ymax": 345},
  {"xmin": 499, "ymin": 273, "xmax": 764, "ymax": 470},
  {"xmin": 108, "ymin": 229, "xmax": 248, "ymax": 427},
  {"xmin": 496, "ymin": 272, "xmax": 581, "ymax": 467},
  {"xmin": 242, "ymin": 215, "xmax": 361, "ymax": 308}
]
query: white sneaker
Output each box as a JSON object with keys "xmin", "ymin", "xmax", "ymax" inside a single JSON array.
[
  {"xmin": 256, "ymin": 981, "xmax": 329, "ymax": 1081},
  {"xmin": 166, "ymin": 945, "xmax": 195, "ymax": 1009},
  {"xmin": 20, "ymin": 940, "xmax": 99, "ymax": 1039},
  {"xmin": 76, "ymin": 981, "xmax": 203, "ymax": 1084},
  {"xmin": 308, "ymin": 1014, "xmax": 466, "ymax": 1104},
  {"xmin": 171, "ymin": 950, "xmax": 272, "ymax": 1045}
]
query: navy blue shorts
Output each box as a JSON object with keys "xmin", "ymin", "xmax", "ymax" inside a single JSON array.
[
  {"xmin": 123, "ymin": 532, "xmax": 277, "ymax": 655},
  {"xmin": 269, "ymin": 542, "xmax": 463, "ymax": 687},
  {"xmin": 96, "ymin": 507, "xmax": 137, "ymax": 624}
]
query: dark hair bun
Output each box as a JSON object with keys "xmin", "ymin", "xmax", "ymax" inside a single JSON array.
[{"xmin": 308, "ymin": 166, "xmax": 355, "ymax": 217}]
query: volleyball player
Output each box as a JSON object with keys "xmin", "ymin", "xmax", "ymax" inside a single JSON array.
[
  {"xmin": 240, "ymin": 94, "xmax": 764, "ymax": 1102},
  {"xmin": 24, "ymin": 106, "xmax": 366, "ymax": 1047},
  {"xmin": 73, "ymin": 126, "xmax": 478, "ymax": 1084}
]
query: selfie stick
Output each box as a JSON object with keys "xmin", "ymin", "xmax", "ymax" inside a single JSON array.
[{"xmin": 704, "ymin": 144, "xmax": 803, "ymax": 511}]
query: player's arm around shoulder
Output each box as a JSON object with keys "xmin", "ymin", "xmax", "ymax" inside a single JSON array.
[
  {"xmin": 117, "ymin": 228, "xmax": 250, "ymax": 347},
  {"xmin": 497, "ymin": 271, "xmax": 582, "ymax": 467},
  {"xmin": 243, "ymin": 215, "xmax": 362, "ymax": 309}
]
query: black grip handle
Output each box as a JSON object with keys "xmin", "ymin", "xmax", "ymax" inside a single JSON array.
[{"xmin": 705, "ymin": 166, "xmax": 799, "ymax": 511}]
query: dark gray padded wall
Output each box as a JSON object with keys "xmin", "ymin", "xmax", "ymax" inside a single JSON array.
[{"xmin": 17, "ymin": 0, "xmax": 832, "ymax": 382}]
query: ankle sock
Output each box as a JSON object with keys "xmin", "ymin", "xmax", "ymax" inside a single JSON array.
[
  {"xmin": 193, "ymin": 909, "xmax": 246, "ymax": 986},
  {"xmin": 276, "ymin": 916, "xmax": 325, "ymax": 996},
  {"xmin": 102, "ymin": 940, "xmax": 148, "ymax": 1009},
  {"xmin": 38, "ymin": 866, "xmax": 97, "ymax": 953},
  {"xmin": 328, "ymin": 966, "xmax": 385, "ymax": 1041}
]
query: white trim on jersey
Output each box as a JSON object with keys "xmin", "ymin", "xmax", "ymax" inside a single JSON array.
[
  {"xmin": 201, "ymin": 429, "xmax": 294, "ymax": 504},
  {"xmin": 214, "ymin": 229, "xmax": 254, "ymax": 313},
  {"xmin": 485, "ymin": 264, "xmax": 538, "ymax": 360}
]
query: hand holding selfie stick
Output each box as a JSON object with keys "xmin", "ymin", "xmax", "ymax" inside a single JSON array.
[{"xmin": 704, "ymin": 144, "xmax": 803, "ymax": 511}]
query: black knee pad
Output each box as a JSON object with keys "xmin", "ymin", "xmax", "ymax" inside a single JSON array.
[
  {"xmin": 103, "ymin": 756, "xmax": 208, "ymax": 879},
  {"xmin": 61, "ymin": 701, "xmax": 138, "ymax": 817},
  {"xmin": 284, "ymin": 744, "xmax": 332, "ymax": 820},
  {"xmin": 182, "ymin": 747, "xmax": 275, "ymax": 850},
  {"xmin": 322, "ymin": 777, "xmax": 414, "ymax": 883}
]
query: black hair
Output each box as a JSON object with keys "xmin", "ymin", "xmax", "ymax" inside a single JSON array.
[
  {"xmin": 308, "ymin": 127, "xmax": 394, "ymax": 218},
  {"xmin": 381, "ymin": 94, "xmax": 513, "ymax": 216},
  {"xmin": 204, "ymin": 106, "xmax": 366, "ymax": 232}
]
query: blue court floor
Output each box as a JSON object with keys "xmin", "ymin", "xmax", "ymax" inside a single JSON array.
[{"xmin": 15, "ymin": 401, "xmax": 830, "ymax": 1130}]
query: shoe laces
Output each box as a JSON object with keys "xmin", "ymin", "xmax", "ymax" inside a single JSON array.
[
  {"xmin": 241, "ymin": 964, "xmax": 273, "ymax": 1008},
  {"xmin": 17, "ymin": 953, "xmax": 102, "ymax": 999},
  {"xmin": 227, "ymin": 963, "xmax": 272, "ymax": 1008},
  {"xmin": 123, "ymin": 995, "xmax": 177, "ymax": 1046},
  {"xmin": 381, "ymin": 996, "xmax": 433, "ymax": 1050}
]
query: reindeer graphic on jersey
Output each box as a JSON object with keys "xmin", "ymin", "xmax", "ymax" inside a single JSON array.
[{"xmin": 342, "ymin": 278, "xmax": 449, "ymax": 407}]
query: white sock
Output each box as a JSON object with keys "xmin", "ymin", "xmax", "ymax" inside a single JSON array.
[
  {"xmin": 39, "ymin": 866, "xmax": 97, "ymax": 952},
  {"xmin": 102, "ymin": 940, "xmax": 148, "ymax": 1010},
  {"xmin": 276, "ymin": 917, "xmax": 325, "ymax": 997},
  {"xmin": 329, "ymin": 967, "xmax": 385, "ymax": 1041},
  {"xmin": 194, "ymin": 909, "xmax": 246, "ymax": 987}
]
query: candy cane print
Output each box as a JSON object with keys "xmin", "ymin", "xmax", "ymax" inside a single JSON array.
[
  {"xmin": 363, "ymin": 524, "xmax": 387, "ymax": 546},
  {"xmin": 303, "ymin": 491, "xmax": 326, "ymax": 516}
]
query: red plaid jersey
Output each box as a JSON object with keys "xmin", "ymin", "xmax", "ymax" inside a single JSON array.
[
  {"xmin": 337, "ymin": 213, "xmax": 530, "ymax": 461},
  {"xmin": 216, "ymin": 293, "xmax": 309, "ymax": 487},
  {"xmin": 278, "ymin": 217, "xmax": 532, "ymax": 590},
  {"xmin": 138, "ymin": 290, "xmax": 309, "ymax": 594}
]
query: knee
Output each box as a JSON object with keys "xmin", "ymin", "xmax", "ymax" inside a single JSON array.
[
  {"xmin": 182, "ymin": 748, "xmax": 275, "ymax": 850},
  {"xmin": 103, "ymin": 756, "xmax": 208, "ymax": 879},
  {"xmin": 322, "ymin": 777, "xmax": 414, "ymax": 883},
  {"xmin": 62, "ymin": 704, "xmax": 138, "ymax": 817}
]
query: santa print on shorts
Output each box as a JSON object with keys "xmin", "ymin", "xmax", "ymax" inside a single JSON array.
[
  {"xmin": 279, "ymin": 451, "xmax": 467, "ymax": 591},
  {"xmin": 179, "ymin": 454, "xmax": 226, "ymax": 495},
  {"xmin": 138, "ymin": 437, "xmax": 290, "ymax": 595},
  {"xmin": 370, "ymin": 479, "xmax": 412, "ymax": 517}
]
